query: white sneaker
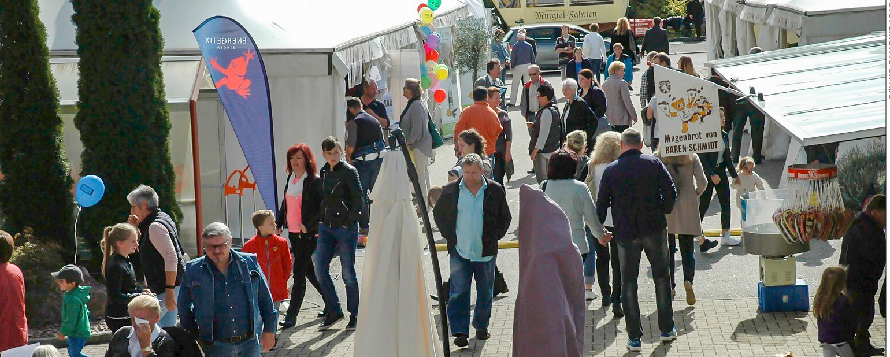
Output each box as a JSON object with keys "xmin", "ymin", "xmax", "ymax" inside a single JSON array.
[
  {"xmin": 721, "ymin": 232, "xmax": 742, "ymax": 246},
  {"xmin": 585, "ymin": 290, "xmax": 598, "ymax": 300}
]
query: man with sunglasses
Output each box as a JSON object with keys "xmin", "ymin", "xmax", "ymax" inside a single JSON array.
[
  {"xmin": 178, "ymin": 222, "xmax": 278, "ymax": 357},
  {"xmin": 519, "ymin": 65, "xmax": 550, "ymax": 174}
]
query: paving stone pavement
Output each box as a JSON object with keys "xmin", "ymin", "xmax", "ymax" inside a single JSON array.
[{"xmin": 69, "ymin": 297, "xmax": 884, "ymax": 356}]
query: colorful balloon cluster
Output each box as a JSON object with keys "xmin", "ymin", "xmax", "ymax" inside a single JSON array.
[{"xmin": 418, "ymin": 1, "xmax": 447, "ymax": 103}]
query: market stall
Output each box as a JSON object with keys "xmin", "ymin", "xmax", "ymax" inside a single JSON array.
[
  {"xmin": 704, "ymin": 0, "xmax": 883, "ymax": 60},
  {"xmin": 706, "ymin": 32, "xmax": 885, "ymax": 175}
]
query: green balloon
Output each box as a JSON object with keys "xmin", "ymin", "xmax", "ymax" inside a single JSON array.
[
  {"xmin": 421, "ymin": 76, "xmax": 431, "ymax": 89},
  {"xmin": 428, "ymin": 0, "xmax": 441, "ymax": 10}
]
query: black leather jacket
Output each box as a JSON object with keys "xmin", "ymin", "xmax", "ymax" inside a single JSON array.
[
  {"xmin": 276, "ymin": 173, "xmax": 323, "ymax": 236},
  {"xmin": 432, "ymin": 178, "xmax": 512, "ymax": 257},
  {"xmin": 319, "ymin": 161, "xmax": 363, "ymax": 228},
  {"xmin": 105, "ymin": 326, "xmax": 176, "ymax": 357},
  {"xmin": 105, "ymin": 254, "xmax": 143, "ymax": 319}
]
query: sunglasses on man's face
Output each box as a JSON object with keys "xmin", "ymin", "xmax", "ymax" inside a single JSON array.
[{"xmin": 204, "ymin": 240, "xmax": 230, "ymax": 251}]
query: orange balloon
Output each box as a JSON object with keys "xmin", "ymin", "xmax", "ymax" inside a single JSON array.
[{"xmin": 434, "ymin": 89, "xmax": 446, "ymax": 103}]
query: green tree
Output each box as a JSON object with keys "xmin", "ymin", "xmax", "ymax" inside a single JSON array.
[
  {"xmin": 628, "ymin": 0, "xmax": 686, "ymax": 19},
  {"xmin": 71, "ymin": 0, "xmax": 182, "ymax": 267},
  {"xmin": 454, "ymin": 18, "xmax": 493, "ymax": 83},
  {"xmin": 0, "ymin": 0, "xmax": 76, "ymax": 258}
]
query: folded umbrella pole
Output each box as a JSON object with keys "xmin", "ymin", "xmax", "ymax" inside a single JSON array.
[{"xmin": 389, "ymin": 129, "xmax": 451, "ymax": 356}]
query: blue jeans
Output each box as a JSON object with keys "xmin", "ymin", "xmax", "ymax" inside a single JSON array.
[
  {"xmin": 315, "ymin": 223, "xmax": 359, "ymax": 317},
  {"xmin": 590, "ymin": 58, "xmax": 603, "ymax": 83},
  {"xmin": 156, "ymin": 286, "xmax": 180, "ymax": 327},
  {"xmin": 353, "ymin": 157, "xmax": 383, "ymax": 230},
  {"xmin": 204, "ymin": 337, "xmax": 261, "ymax": 357},
  {"xmin": 668, "ymin": 234, "xmax": 696, "ymax": 289},
  {"xmin": 67, "ymin": 337, "xmax": 91, "ymax": 357},
  {"xmin": 447, "ymin": 249, "xmax": 497, "ymax": 336},
  {"xmin": 583, "ymin": 227, "xmax": 596, "ymax": 284},
  {"xmin": 616, "ymin": 229, "xmax": 674, "ymax": 339}
]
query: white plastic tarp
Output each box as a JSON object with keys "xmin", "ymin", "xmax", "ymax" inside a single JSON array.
[
  {"xmin": 707, "ymin": 32, "xmax": 885, "ymax": 147},
  {"xmin": 705, "ymin": 0, "xmax": 883, "ymax": 59},
  {"xmin": 51, "ymin": 57, "xmax": 203, "ymax": 253},
  {"xmin": 39, "ymin": 0, "xmax": 469, "ymax": 86}
]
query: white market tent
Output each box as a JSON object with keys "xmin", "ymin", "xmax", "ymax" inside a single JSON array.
[
  {"xmin": 38, "ymin": 0, "xmax": 473, "ymax": 251},
  {"xmin": 704, "ymin": 0, "xmax": 884, "ymax": 60},
  {"xmin": 707, "ymin": 32, "xmax": 886, "ymax": 185}
]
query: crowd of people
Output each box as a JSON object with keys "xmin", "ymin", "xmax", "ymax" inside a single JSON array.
[{"xmin": 0, "ymin": 8, "xmax": 884, "ymax": 357}]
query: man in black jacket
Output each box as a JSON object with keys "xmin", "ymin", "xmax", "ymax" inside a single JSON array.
[
  {"xmin": 315, "ymin": 136, "xmax": 364, "ymax": 331},
  {"xmin": 685, "ymin": 0, "xmax": 705, "ymax": 38},
  {"xmin": 433, "ymin": 154, "xmax": 511, "ymax": 348},
  {"xmin": 840, "ymin": 195, "xmax": 886, "ymax": 356},
  {"xmin": 105, "ymin": 295, "xmax": 176, "ymax": 357},
  {"xmin": 641, "ymin": 17, "xmax": 670, "ymax": 54},
  {"xmin": 698, "ymin": 109, "xmax": 740, "ymax": 246},
  {"xmin": 596, "ymin": 128, "xmax": 677, "ymax": 352}
]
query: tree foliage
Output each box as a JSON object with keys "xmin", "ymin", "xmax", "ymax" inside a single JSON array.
[
  {"xmin": 837, "ymin": 141, "xmax": 886, "ymax": 211},
  {"xmin": 454, "ymin": 18, "xmax": 493, "ymax": 83},
  {"xmin": 628, "ymin": 0, "xmax": 687, "ymax": 20},
  {"xmin": 71, "ymin": 0, "xmax": 182, "ymax": 268},
  {"xmin": 0, "ymin": 0, "xmax": 76, "ymax": 257}
]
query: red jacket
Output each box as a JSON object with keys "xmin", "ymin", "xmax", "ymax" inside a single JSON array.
[
  {"xmin": 0, "ymin": 263, "xmax": 28, "ymax": 351},
  {"xmin": 241, "ymin": 234, "xmax": 292, "ymax": 302}
]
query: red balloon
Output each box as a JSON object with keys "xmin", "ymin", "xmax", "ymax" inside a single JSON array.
[
  {"xmin": 417, "ymin": 3, "xmax": 429, "ymax": 12},
  {"xmin": 425, "ymin": 50, "xmax": 440, "ymax": 62},
  {"xmin": 434, "ymin": 89, "xmax": 446, "ymax": 103}
]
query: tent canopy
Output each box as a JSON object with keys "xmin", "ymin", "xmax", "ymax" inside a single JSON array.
[
  {"xmin": 39, "ymin": 0, "xmax": 469, "ymax": 85},
  {"xmin": 706, "ymin": 32, "xmax": 885, "ymax": 146}
]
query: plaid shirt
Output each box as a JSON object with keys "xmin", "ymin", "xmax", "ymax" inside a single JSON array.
[{"xmin": 639, "ymin": 69, "xmax": 650, "ymax": 108}]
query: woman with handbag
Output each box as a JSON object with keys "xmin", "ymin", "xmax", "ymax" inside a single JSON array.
[
  {"xmin": 400, "ymin": 78, "xmax": 434, "ymax": 198},
  {"xmin": 278, "ymin": 143, "xmax": 329, "ymax": 329}
]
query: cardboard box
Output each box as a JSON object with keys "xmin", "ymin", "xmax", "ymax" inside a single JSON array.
[{"xmin": 759, "ymin": 256, "xmax": 796, "ymax": 287}]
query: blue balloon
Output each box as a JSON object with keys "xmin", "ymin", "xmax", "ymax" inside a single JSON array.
[
  {"xmin": 420, "ymin": 26, "xmax": 433, "ymax": 37},
  {"xmin": 75, "ymin": 175, "xmax": 105, "ymax": 208}
]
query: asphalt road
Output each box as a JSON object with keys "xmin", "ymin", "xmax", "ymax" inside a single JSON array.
[{"xmin": 288, "ymin": 40, "xmax": 847, "ymax": 316}]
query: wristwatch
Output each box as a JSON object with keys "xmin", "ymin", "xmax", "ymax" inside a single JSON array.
[{"xmin": 142, "ymin": 346, "xmax": 155, "ymax": 356}]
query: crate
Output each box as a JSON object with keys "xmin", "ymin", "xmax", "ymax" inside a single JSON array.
[
  {"xmin": 758, "ymin": 279, "xmax": 809, "ymax": 312},
  {"xmin": 759, "ymin": 256, "xmax": 797, "ymax": 286}
]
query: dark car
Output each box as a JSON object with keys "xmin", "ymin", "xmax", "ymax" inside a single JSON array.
[{"xmin": 503, "ymin": 23, "xmax": 609, "ymax": 70}]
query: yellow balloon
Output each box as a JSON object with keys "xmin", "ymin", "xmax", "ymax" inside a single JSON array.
[
  {"xmin": 420, "ymin": 8, "xmax": 435, "ymax": 24},
  {"xmin": 435, "ymin": 67, "xmax": 448, "ymax": 80}
]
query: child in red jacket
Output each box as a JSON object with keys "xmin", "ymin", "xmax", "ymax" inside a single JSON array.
[{"xmin": 242, "ymin": 210, "xmax": 293, "ymax": 311}]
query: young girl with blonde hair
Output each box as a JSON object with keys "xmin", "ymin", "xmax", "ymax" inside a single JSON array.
[{"xmin": 101, "ymin": 223, "xmax": 145, "ymax": 333}]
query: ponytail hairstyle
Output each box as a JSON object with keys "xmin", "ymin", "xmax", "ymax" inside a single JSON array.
[
  {"xmin": 813, "ymin": 267, "xmax": 847, "ymax": 320},
  {"xmin": 101, "ymin": 223, "xmax": 139, "ymax": 277}
]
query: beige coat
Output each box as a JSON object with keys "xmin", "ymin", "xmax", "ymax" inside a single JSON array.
[{"xmin": 660, "ymin": 154, "xmax": 707, "ymax": 236}]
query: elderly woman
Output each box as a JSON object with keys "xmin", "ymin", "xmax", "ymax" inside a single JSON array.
[
  {"xmin": 604, "ymin": 43, "xmax": 634, "ymax": 87},
  {"xmin": 561, "ymin": 78, "xmax": 597, "ymax": 151},
  {"xmin": 400, "ymin": 78, "xmax": 434, "ymax": 197},
  {"xmin": 584, "ymin": 131, "xmax": 624, "ymax": 317},
  {"xmin": 602, "ymin": 61, "xmax": 637, "ymax": 133},
  {"xmin": 540, "ymin": 150, "xmax": 607, "ymax": 276},
  {"xmin": 0, "ymin": 230, "xmax": 27, "ymax": 351},
  {"xmin": 126, "ymin": 185, "xmax": 185, "ymax": 328},
  {"xmin": 105, "ymin": 295, "xmax": 177, "ymax": 357},
  {"xmin": 656, "ymin": 152, "xmax": 710, "ymax": 306}
]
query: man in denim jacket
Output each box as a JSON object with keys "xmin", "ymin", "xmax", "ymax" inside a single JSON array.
[{"xmin": 178, "ymin": 222, "xmax": 277, "ymax": 357}]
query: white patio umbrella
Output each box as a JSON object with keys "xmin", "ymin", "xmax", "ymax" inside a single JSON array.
[{"xmin": 353, "ymin": 150, "xmax": 445, "ymax": 357}]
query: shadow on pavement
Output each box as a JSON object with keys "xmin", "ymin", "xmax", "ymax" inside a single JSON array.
[
  {"xmin": 591, "ymin": 307, "xmax": 622, "ymax": 354},
  {"xmin": 691, "ymin": 244, "xmax": 746, "ymax": 271},
  {"xmin": 506, "ymin": 174, "xmax": 538, "ymax": 189},
  {"xmin": 796, "ymin": 240, "xmax": 837, "ymax": 267},
  {"xmin": 731, "ymin": 312, "xmax": 809, "ymax": 345}
]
